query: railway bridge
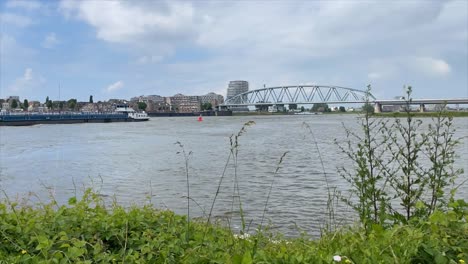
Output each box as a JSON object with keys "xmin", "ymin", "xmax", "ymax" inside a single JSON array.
[{"xmin": 219, "ymin": 85, "xmax": 468, "ymax": 112}]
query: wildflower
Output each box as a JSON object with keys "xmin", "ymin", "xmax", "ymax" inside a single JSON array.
[
  {"xmin": 459, "ymin": 260, "xmax": 465, "ymax": 264},
  {"xmin": 21, "ymin": 249, "xmax": 27, "ymax": 254},
  {"xmin": 333, "ymin": 255, "xmax": 342, "ymax": 262},
  {"xmin": 233, "ymin": 233, "xmax": 251, "ymax": 240}
]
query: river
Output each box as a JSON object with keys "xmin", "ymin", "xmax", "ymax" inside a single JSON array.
[{"xmin": 1, "ymin": 115, "xmax": 467, "ymax": 236}]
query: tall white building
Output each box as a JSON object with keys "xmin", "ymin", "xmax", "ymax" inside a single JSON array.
[{"xmin": 226, "ymin": 80, "xmax": 249, "ymax": 103}]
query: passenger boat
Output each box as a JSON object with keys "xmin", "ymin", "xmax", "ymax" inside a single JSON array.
[{"xmin": 114, "ymin": 105, "xmax": 149, "ymax": 121}]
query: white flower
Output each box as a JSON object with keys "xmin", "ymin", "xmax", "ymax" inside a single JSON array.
[
  {"xmin": 333, "ymin": 255, "xmax": 342, "ymax": 262},
  {"xmin": 233, "ymin": 233, "xmax": 251, "ymax": 240}
]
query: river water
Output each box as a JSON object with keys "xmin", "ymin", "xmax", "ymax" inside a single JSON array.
[{"xmin": 1, "ymin": 115, "xmax": 467, "ymax": 236}]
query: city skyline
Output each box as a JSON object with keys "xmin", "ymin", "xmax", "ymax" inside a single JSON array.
[{"xmin": 1, "ymin": 1, "xmax": 467, "ymax": 102}]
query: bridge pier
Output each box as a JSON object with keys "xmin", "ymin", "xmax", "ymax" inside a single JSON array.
[
  {"xmin": 374, "ymin": 103, "xmax": 382, "ymax": 113},
  {"xmin": 419, "ymin": 104, "xmax": 425, "ymax": 113}
]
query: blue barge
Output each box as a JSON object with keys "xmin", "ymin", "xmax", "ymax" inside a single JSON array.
[{"xmin": 0, "ymin": 112, "xmax": 147, "ymax": 126}]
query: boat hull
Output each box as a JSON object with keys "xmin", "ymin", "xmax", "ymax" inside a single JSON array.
[{"xmin": 0, "ymin": 113, "xmax": 149, "ymax": 126}]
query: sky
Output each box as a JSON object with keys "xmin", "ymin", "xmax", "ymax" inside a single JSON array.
[{"xmin": 0, "ymin": 0, "xmax": 467, "ymax": 102}]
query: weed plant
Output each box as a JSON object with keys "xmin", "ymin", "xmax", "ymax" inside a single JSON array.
[{"xmin": 0, "ymin": 188, "xmax": 466, "ymax": 263}]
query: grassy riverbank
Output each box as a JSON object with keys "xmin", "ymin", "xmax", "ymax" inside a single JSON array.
[
  {"xmin": 1, "ymin": 190, "xmax": 466, "ymax": 263},
  {"xmin": 373, "ymin": 111, "xmax": 468, "ymax": 118},
  {"xmin": 233, "ymin": 111, "xmax": 468, "ymax": 117}
]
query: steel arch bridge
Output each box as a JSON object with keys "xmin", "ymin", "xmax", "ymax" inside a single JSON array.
[{"xmin": 221, "ymin": 85, "xmax": 375, "ymax": 106}]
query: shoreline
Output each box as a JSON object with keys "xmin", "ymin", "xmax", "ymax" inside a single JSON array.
[{"xmin": 232, "ymin": 111, "xmax": 468, "ymax": 117}]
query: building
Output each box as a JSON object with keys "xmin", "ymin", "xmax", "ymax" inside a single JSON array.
[
  {"xmin": 1, "ymin": 102, "xmax": 10, "ymax": 111},
  {"xmin": 226, "ymin": 81, "xmax": 249, "ymax": 103},
  {"xmin": 199, "ymin": 92, "xmax": 224, "ymax": 107},
  {"xmin": 27, "ymin": 101, "xmax": 42, "ymax": 112},
  {"xmin": 108, "ymin": 99, "xmax": 128, "ymax": 105},
  {"xmin": 169, "ymin": 94, "xmax": 201, "ymax": 113},
  {"xmin": 146, "ymin": 95, "xmax": 165, "ymax": 104},
  {"xmin": 7, "ymin": 96, "xmax": 20, "ymax": 102},
  {"xmin": 2, "ymin": 96, "xmax": 21, "ymax": 110},
  {"xmin": 226, "ymin": 80, "xmax": 249, "ymax": 111}
]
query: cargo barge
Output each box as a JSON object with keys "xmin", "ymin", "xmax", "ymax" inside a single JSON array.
[{"xmin": 0, "ymin": 105, "xmax": 149, "ymax": 126}]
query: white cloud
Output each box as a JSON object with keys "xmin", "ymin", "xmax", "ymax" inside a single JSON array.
[
  {"xmin": 194, "ymin": 1, "xmax": 448, "ymax": 59},
  {"xmin": 57, "ymin": 1, "xmax": 465, "ymax": 63},
  {"xmin": 0, "ymin": 12, "xmax": 33, "ymax": 27},
  {"xmin": 6, "ymin": 0, "xmax": 42, "ymax": 11},
  {"xmin": 59, "ymin": 1, "xmax": 197, "ymax": 44},
  {"xmin": 41, "ymin": 33, "xmax": 59, "ymax": 49},
  {"xmin": 106, "ymin": 81, "xmax": 124, "ymax": 93},
  {"xmin": 50, "ymin": 1, "xmax": 467, "ymax": 98},
  {"xmin": 410, "ymin": 57, "xmax": 451, "ymax": 76},
  {"xmin": 8, "ymin": 68, "xmax": 46, "ymax": 92}
]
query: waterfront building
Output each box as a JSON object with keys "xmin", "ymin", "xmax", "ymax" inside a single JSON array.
[
  {"xmin": 108, "ymin": 99, "xmax": 128, "ymax": 105},
  {"xmin": 146, "ymin": 95, "xmax": 165, "ymax": 104},
  {"xmin": 1, "ymin": 102, "xmax": 10, "ymax": 111},
  {"xmin": 81, "ymin": 103, "xmax": 98, "ymax": 112},
  {"xmin": 27, "ymin": 101, "xmax": 41, "ymax": 112},
  {"xmin": 199, "ymin": 92, "xmax": 224, "ymax": 107},
  {"xmin": 226, "ymin": 80, "xmax": 249, "ymax": 111},
  {"xmin": 150, "ymin": 101, "xmax": 171, "ymax": 112},
  {"xmin": 7, "ymin": 96, "xmax": 20, "ymax": 102},
  {"xmin": 130, "ymin": 96, "xmax": 145, "ymax": 102},
  {"xmin": 130, "ymin": 95, "xmax": 164, "ymax": 103},
  {"xmin": 226, "ymin": 81, "xmax": 249, "ymax": 102},
  {"xmin": 169, "ymin": 94, "xmax": 201, "ymax": 113},
  {"xmin": 3, "ymin": 96, "xmax": 20, "ymax": 110}
]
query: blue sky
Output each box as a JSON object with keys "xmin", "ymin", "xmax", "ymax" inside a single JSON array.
[{"xmin": 1, "ymin": 0, "xmax": 467, "ymax": 102}]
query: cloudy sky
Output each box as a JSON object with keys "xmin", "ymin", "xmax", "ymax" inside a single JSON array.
[{"xmin": 1, "ymin": 0, "xmax": 467, "ymax": 102}]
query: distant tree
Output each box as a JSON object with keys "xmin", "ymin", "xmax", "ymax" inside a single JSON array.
[
  {"xmin": 45, "ymin": 96, "xmax": 49, "ymax": 104},
  {"xmin": 300, "ymin": 106, "xmax": 305, "ymax": 112},
  {"xmin": 22, "ymin": 99, "xmax": 29, "ymax": 110},
  {"xmin": 59, "ymin": 101, "xmax": 64, "ymax": 110},
  {"xmin": 46, "ymin": 100, "xmax": 53, "ymax": 109},
  {"xmin": 137, "ymin": 102, "xmax": 147, "ymax": 111},
  {"xmin": 67, "ymin": 99, "xmax": 77, "ymax": 110},
  {"xmin": 289, "ymin": 104, "xmax": 298, "ymax": 110},
  {"xmin": 11, "ymin": 99, "xmax": 18, "ymax": 109},
  {"xmin": 362, "ymin": 103, "xmax": 374, "ymax": 114},
  {"xmin": 312, "ymin": 103, "xmax": 329, "ymax": 112},
  {"xmin": 89, "ymin": 95, "xmax": 93, "ymax": 103},
  {"xmin": 201, "ymin": 102, "xmax": 212, "ymax": 110},
  {"xmin": 339, "ymin": 106, "xmax": 346, "ymax": 112}
]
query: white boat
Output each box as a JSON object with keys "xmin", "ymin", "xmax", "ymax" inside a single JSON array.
[{"xmin": 115, "ymin": 105, "xmax": 150, "ymax": 121}]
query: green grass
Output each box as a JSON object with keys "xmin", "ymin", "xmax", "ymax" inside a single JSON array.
[
  {"xmin": 373, "ymin": 111, "xmax": 468, "ymax": 118},
  {"xmin": 1, "ymin": 189, "xmax": 466, "ymax": 263}
]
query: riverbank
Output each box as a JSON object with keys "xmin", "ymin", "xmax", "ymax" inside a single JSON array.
[
  {"xmin": 373, "ymin": 111, "xmax": 468, "ymax": 118},
  {"xmin": 232, "ymin": 111, "xmax": 468, "ymax": 117},
  {"xmin": 1, "ymin": 190, "xmax": 466, "ymax": 263}
]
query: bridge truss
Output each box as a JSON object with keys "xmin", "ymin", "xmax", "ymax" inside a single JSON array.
[{"xmin": 222, "ymin": 85, "xmax": 375, "ymax": 106}]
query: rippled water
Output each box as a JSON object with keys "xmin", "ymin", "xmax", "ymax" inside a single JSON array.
[{"xmin": 1, "ymin": 115, "xmax": 467, "ymax": 236}]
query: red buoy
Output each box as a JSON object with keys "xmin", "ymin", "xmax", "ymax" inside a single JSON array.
[{"xmin": 197, "ymin": 115, "xmax": 203, "ymax": 122}]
